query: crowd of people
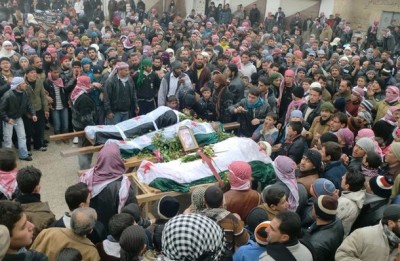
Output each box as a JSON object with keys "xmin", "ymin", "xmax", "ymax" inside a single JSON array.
[{"xmin": 0, "ymin": 0, "xmax": 399, "ymax": 260}]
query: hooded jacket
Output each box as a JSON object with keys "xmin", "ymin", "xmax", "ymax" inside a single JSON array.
[{"xmin": 337, "ymin": 190, "xmax": 366, "ymax": 237}]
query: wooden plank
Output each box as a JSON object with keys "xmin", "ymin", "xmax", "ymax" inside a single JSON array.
[
  {"xmin": 223, "ymin": 122, "xmax": 240, "ymax": 131},
  {"xmin": 135, "ymin": 182, "xmax": 217, "ymax": 204},
  {"xmin": 61, "ymin": 145, "xmax": 103, "ymax": 157},
  {"xmin": 50, "ymin": 131, "xmax": 86, "ymax": 140}
]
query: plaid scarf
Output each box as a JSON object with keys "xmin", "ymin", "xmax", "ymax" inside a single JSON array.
[
  {"xmin": 0, "ymin": 169, "xmax": 17, "ymax": 199},
  {"xmin": 383, "ymin": 223, "xmax": 400, "ymax": 252}
]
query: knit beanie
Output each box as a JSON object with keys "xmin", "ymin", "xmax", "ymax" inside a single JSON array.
[
  {"xmin": 269, "ymin": 73, "xmax": 281, "ymax": 83},
  {"xmin": 304, "ymin": 149, "xmax": 322, "ymax": 173},
  {"xmin": 81, "ymin": 57, "xmax": 91, "ymax": 66},
  {"xmin": 390, "ymin": 142, "xmax": 400, "ymax": 161},
  {"xmin": 356, "ymin": 137, "xmax": 375, "ymax": 154},
  {"xmin": 385, "ymin": 86, "xmax": 399, "ymax": 103},
  {"xmin": 154, "ymin": 196, "xmax": 180, "ymax": 220},
  {"xmin": 119, "ymin": 225, "xmax": 146, "ymax": 258},
  {"xmin": 334, "ymin": 97, "xmax": 346, "ymax": 112},
  {"xmin": 374, "ymin": 78, "xmax": 386, "ymax": 90},
  {"xmin": 311, "ymin": 178, "xmax": 336, "ymax": 197},
  {"xmin": 369, "ymin": 175, "xmax": 393, "ymax": 198},
  {"xmin": 296, "ymin": 67, "xmax": 307, "ymax": 74},
  {"xmin": 19, "ymin": 56, "xmax": 29, "ymax": 64},
  {"xmin": 357, "ymin": 111, "xmax": 372, "ymax": 125},
  {"xmin": 74, "ymin": 46, "xmax": 85, "ymax": 56},
  {"xmin": 121, "ymin": 203, "xmax": 142, "ymax": 223},
  {"xmin": 383, "ymin": 204, "xmax": 400, "ymax": 220},
  {"xmin": 352, "ymin": 87, "xmax": 365, "ymax": 99},
  {"xmin": 360, "ymin": 100, "xmax": 373, "ymax": 113},
  {"xmin": 204, "ymin": 186, "xmax": 224, "ymax": 208},
  {"xmin": 292, "ymin": 87, "xmax": 305, "ymax": 98},
  {"xmin": 284, "ymin": 69, "xmax": 295, "ymax": 77},
  {"xmin": 0, "ymin": 225, "xmax": 10, "ymax": 260},
  {"xmin": 313, "ymin": 195, "xmax": 338, "ymax": 221},
  {"xmin": 10, "ymin": 77, "xmax": 25, "ymax": 91},
  {"xmin": 321, "ymin": 102, "xmax": 334, "ymax": 113},
  {"xmin": 228, "ymin": 161, "xmax": 252, "ymax": 190},
  {"xmin": 290, "ymin": 110, "xmax": 303, "ymax": 119},
  {"xmin": 254, "ymin": 221, "xmax": 270, "ymax": 246},
  {"xmin": 246, "ymin": 207, "xmax": 269, "ymax": 236},
  {"xmin": 171, "ymin": 61, "xmax": 183, "ymax": 71}
]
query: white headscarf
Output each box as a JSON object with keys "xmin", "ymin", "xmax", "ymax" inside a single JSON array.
[{"xmin": 0, "ymin": 41, "xmax": 15, "ymax": 58}]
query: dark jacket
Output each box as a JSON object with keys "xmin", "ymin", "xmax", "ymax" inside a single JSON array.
[
  {"xmin": 104, "ymin": 75, "xmax": 138, "ymax": 116},
  {"xmin": 229, "ymin": 98, "xmax": 268, "ymax": 137},
  {"xmin": 0, "ymin": 89, "xmax": 35, "ymax": 122},
  {"xmin": 197, "ymin": 98, "xmax": 216, "ymax": 121},
  {"xmin": 133, "ymin": 71, "xmax": 160, "ymax": 100},
  {"xmin": 322, "ymin": 161, "xmax": 347, "ymax": 190},
  {"xmin": 307, "ymin": 219, "xmax": 344, "ymax": 261},
  {"xmin": 301, "ymin": 101, "xmax": 322, "ymax": 130},
  {"xmin": 228, "ymin": 76, "xmax": 245, "ymax": 104},
  {"xmin": 188, "ymin": 65, "xmax": 211, "ymax": 95},
  {"xmin": 351, "ymin": 194, "xmax": 389, "ymax": 232},
  {"xmin": 43, "ymin": 79, "xmax": 69, "ymax": 109},
  {"xmin": 72, "ymin": 93, "xmax": 97, "ymax": 131},
  {"xmin": 3, "ymin": 250, "xmax": 48, "ymax": 261},
  {"xmin": 212, "ymin": 86, "xmax": 234, "ymax": 123},
  {"xmin": 89, "ymin": 177, "xmax": 137, "ymax": 234},
  {"xmin": 276, "ymin": 135, "xmax": 307, "ymax": 164}
]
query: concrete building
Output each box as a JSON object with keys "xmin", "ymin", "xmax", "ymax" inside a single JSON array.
[{"xmin": 105, "ymin": 0, "xmax": 399, "ymax": 34}]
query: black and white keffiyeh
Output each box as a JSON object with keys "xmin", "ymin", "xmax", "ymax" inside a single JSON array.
[{"xmin": 162, "ymin": 214, "xmax": 225, "ymax": 261}]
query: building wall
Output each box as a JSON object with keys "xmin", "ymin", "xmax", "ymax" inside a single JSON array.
[{"xmin": 333, "ymin": 0, "xmax": 400, "ymax": 30}]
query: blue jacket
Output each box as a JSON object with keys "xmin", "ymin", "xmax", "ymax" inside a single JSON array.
[
  {"xmin": 322, "ymin": 161, "xmax": 347, "ymax": 190},
  {"xmin": 233, "ymin": 240, "xmax": 265, "ymax": 261}
]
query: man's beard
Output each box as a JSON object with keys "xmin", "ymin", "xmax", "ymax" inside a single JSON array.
[{"xmin": 153, "ymin": 65, "xmax": 162, "ymax": 71}]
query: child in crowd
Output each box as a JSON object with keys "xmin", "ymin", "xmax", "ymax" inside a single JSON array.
[
  {"xmin": 0, "ymin": 148, "xmax": 18, "ymax": 200},
  {"xmin": 198, "ymin": 87, "xmax": 216, "ymax": 121},
  {"xmin": 252, "ymin": 112, "xmax": 279, "ymax": 144},
  {"xmin": 166, "ymin": 95, "xmax": 178, "ymax": 110}
]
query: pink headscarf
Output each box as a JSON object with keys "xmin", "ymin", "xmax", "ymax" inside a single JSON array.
[
  {"xmin": 273, "ymin": 156, "xmax": 299, "ymax": 212},
  {"xmin": 385, "ymin": 86, "xmax": 399, "ymax": 103},
  {"xmin": 337, "ymin": 128, "xmax": 354, "ymax": 148},
  {"xmin": 80, "ymin": 143, "xmax": 131, "ymax": 212},
  {"xmin": 70, "ymin": 75, "xmax": 91, "ymax": 104},
  {"xmin": 0, "ymin": 169, "xmax": 17, "ymax": 200},
  {"xmin": 228, "ymin": 161, "xmax": 251, "ymax": 191}
]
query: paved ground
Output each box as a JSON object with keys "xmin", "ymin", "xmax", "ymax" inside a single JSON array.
[{"xmin": 17, "ymin": 130, "xmax": 99, "ymax": 219}]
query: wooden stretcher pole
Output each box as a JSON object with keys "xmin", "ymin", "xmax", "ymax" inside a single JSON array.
[{"xmin": 50, "ymin": 131, "xmax": 86, "ymax": 140}]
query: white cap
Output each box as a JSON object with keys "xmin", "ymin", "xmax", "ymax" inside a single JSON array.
[{"xmin": 310, "ymin": 82, "xmax": 322, "ymax": 89}]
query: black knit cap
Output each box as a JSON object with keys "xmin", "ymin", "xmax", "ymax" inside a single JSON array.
[
  {"xmin": 369, "ymin": 175, "xmax": 393, "ymax": 199},
  {"xmin": 119, "ymin": 225, "xmax": 146, "ymax": 258},
  {"xmin": 292, "ymin": 87, "xmax": 305, "ymax": 98},
  {"xmin": 228, "ymin": 63, "xmax": 238, "ymax": 73},
  {"xmin": 204, "ymin": 186, "xmax": 224, "ymax": 208},
  {"xmin": 155, "ymin": 196, "xmax": 180, "ymax": 220},
  {"xmin": 383, "ymin": 204, "xmax": 400, "ymax": 221},
  {"xmin": 304, "ymin": 149, "xmax": 322, "ymax": 173}
]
